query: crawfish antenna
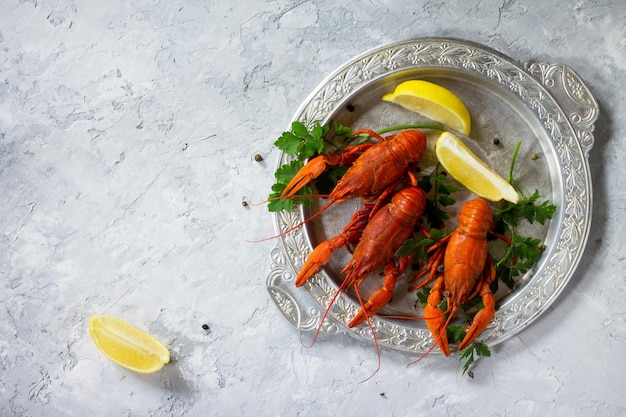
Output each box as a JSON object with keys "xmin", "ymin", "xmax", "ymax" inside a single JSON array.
[
  {"xmin": 248, "ymin": 197, "xmax": 336, "ymax": 243},
  {"xmin": 354, "ymin": 284, "xmax": 382, "ymax": 383},
  {"xmin": 299, "ymin": 276, "xmax": 352, "ymax": 349},
  {"xmin": 408, "ymin": 337, "xmax": 440, "ymax": 366}
]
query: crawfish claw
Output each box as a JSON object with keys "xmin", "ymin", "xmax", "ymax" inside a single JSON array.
[
  {"xmin": 281, "ymin": 155, "xmax": 328, "ymax": 198},
  {"xmin": 348, "ymin": 259, "xmax": 408, "ymax": 328},
  {"xmin": 458, "ymin": 281, "xmax": 495, "ymax": 351},
  {"xmin": 424, "ymin": 276, "xmax": 451, "ymax": 356},
  {"xmin": 348, "ymin": 286, "xmax": 393, "ymax": 328},
  {"xmin": 295, "ymin": 236, "xmax": 348, "ymax": 287}
]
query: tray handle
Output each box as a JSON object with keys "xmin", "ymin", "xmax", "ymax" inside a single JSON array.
[
  {"xmin": 267, "ymin": 244, "xmax": 339, "ymax": 334},
  {"xmin": 524, "ymin": 60, "xmax": 599, "ymax": 157}
]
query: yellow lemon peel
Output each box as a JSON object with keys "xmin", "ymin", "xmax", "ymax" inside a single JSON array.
[
  {"xmin": 89, "ymin": 314, "xmax": 170, "ymax": 374},
  {"xmin": 435, "ymin": 132, "xmax": 519, "ymax": 203},
  {"xmin": 382, "ymin": 80, "xmax": 471, "ymax": 135}
]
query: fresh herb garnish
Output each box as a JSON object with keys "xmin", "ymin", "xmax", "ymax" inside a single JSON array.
[
  {"xmin": 459, "ymin": 342, "xmax": 491, "ymax": 375},
  {"xmin": 268, "ymin": 121, "xmax": 333, "ymax": 212},
  {"xmin": 491, "ymin": 141, "xmax": 556, "ymax": 290},
  {"xmin": 274, "ymin": 121, "xmax": 327, "ymax": 159},
  {"xmin": 418, "ymin": 165, "xmax": 461, "ymax": 229},
  {"xmin": 493, "ymin": 232, "xmax": 543, "ymax": 289},
  {"xmin": 495, "ymin": 189, "xmax": 556, "ymax": 228},
  {"xmin": 446, "ymin": 325, "xmax": 466, "ymax": 344},
  {"xmin": 415, "ymin": 286, "xmax": 430, "ymax": 308},
  {"xmin": 395, "ymin": 228, "xmax": 448, "ymax": 259}
]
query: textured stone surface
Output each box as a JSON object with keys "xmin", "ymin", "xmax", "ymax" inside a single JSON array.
[{"xmin": 0, "ymin": 0, "xmax": 624, "ymax": 416}]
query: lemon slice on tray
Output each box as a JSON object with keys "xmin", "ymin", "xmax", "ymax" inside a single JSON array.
[
  {"xmin": 382, "ymin": 80, "xmax": 471, "ymax": 135},
  {"xmin": 89, "ymin": 314, "xmax": 170, "ymax": 374},
  {"xmin": 436, "ymin": 132, "xmax": 519, "ymax": 203}
]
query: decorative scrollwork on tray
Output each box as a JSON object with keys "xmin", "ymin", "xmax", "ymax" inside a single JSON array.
[
  {"xmin": 524, "ymin": 60, "xmax": 599, "ymax": 157},
  {"xmin": 267, "ymin": 38, "xmax": 598, "ymax": 355}
]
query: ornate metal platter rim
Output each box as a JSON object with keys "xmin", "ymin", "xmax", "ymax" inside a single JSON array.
[{"xmin": 267, "ymin": 37, "xmax": 598, "ymax": 354}]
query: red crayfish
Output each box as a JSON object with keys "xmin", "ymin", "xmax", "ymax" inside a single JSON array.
[
  {"xmin": 412, "ymin": 197, "xmax": 498, "ymax": 356},
  {"xmin": 281, "ymin": 129, "xmax": 428, "ymax": 328}
]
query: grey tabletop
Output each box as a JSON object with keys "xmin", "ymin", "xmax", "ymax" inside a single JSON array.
[{"xmin": 1, "ymin": 1, "xmax": 624, "ymax": 416}]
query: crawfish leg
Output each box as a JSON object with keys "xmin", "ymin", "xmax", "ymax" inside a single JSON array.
[
  {"xmin": 458, "ymin": 280, "xmax": 495, "ymax": 351},
  {"xmin": 367, "ymin": 178, "xmax": 402, "ymax": 219},
  {"xmin": 351, "ymin": 129, "xmax": 386, "ymax": 142},
  {"xmin": 409, "ymin": 245, "xmax": 446, "ymax": 291},
  {"xmin": 409, "ymin": 232, "xmax": 453, "ymax": 291},
  {"xmin": 347, "ymin": 255, "xmax": 411, "ymax": 328},
  {"xmin": 424, "ymin": 275, "xmax": 451, "ymax": 356},
  {"xmin": 295, "ymin": 205, "xmax": 372, "ymax": 287}
]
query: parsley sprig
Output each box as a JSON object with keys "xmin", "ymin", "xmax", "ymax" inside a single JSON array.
[
  {"xmin": 395, "ymin": 228, "xmax": 447, "ymax": 260},
  {"xmin": 495, "ymin": 189, "xmax": 556, "ymax": 227},
  {"xmin": 274, "ymin": 122, "xmax": 328, "ymax": 158},
  {"xmin": 418, "ymin": 165, "xmax": 462, "ymax": 230},
  {"xmin": 268, "ymin": 122, "xmax": 330, "ymax": 212},
  {"xmin": 459, "ymin": 342, "xmax": 491, "ymax": 374},
  {"xmin": 492, "ymin": 141, "xmax": 556, "ymax": 290}
]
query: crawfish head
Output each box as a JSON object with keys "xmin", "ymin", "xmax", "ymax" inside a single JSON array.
[{"xmin": 330, "ymin": 129, "xmax": 427, "ymax": 202}]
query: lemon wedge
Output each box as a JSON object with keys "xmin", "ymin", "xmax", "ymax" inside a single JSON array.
[
  {"xmin": 89, "ymin": 314, "xmax": 170, "ymax": 374},
  {"xmin": 382, "ymin": 80, "xmax": 471, "ymax": 135},
  {"xmin": 435, "ymin": 132, "xmax": 519, "ymax": 203}
]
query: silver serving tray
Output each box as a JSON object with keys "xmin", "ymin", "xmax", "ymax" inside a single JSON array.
[{"xmin": 266, "ymin": 38, "xmax": 598, "ymax": 354}]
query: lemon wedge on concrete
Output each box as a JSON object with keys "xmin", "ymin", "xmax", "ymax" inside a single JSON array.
[
  {"xmin": 89, "ymin": 314, "xmax": 170, "ymax": 374},
  {"xmin": 382, "ymin": 80, "xmax": 471, "ymax": 135},
  {"xmin": 436, "ymin": 131, "xmax": 519, "ymax": 203}
]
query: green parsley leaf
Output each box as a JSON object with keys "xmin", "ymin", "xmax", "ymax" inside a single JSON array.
[
  {"xmin": 418, "ymin": 174, "xmax": 433, "ymax": 194},
  {"xmin": 273, "ymin": 121, "xmax": 328, "ymax": 161},
  {"xmin": 495, "ymin": 189, "xmax": 556, "ymax": 228},
  {"xmin": 315, "ymin": 166, "xmax": 348, "ymax": 195},
  {"xmin": 459, "ymin": 342, "xmax": 491, "ymax": 375},
  {"xmin": 436, "ymin": 175, "xmax": 462, "ymax": 196},
  {"xmin": 419, "ymin": 168, "xmax": 461, "ymax": 229},
  {"xmin": 274, "ymin": 159, "xmax": 303, "ymax": 184},
  {"xmin": 274, "ymin": 131, "xmax": 302, "ymax": 155},
  {"xmin": 291, "ymin": 120, "xmax": 310, "ymax": 138},
  {"xmin": 332, "ymin": 122, "xmax": 354, "ymax": 138},
  {"xmin": 438, "ymin": 194, "xmax": 456, "ymax": 207},
  {"xmin": 396, "ymin": 238, "xmax": 428, "ymax": 259},
  {"xmin": 446, "ymin": 325, "xmax": 466, "ymax": 344},
  {"xmin": 494, "ymin": 232, "xmax": 544, "ymax": 289},
  {"xmin": 416, "ymin": 286, "xmax": 430, "ymax": 308},
  {"xmin": 395, "ymin": 228, "xmax": 447, "ymax": 259}
]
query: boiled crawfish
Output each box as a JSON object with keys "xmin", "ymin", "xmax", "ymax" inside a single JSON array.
[
  {"xmin": 283, "ymin": 129, "xmax": 429, "ymax": 327},
  {"xmin": 281, "ymin": 129, "xmax": 427, "ymax": 207},
  {"xmin": 296, "ymin": 185, "xmax": 426, "ymax": 328},
  {"xmin": 412, "ymin": 197, "xmax": 497, "ymax": 356}
]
